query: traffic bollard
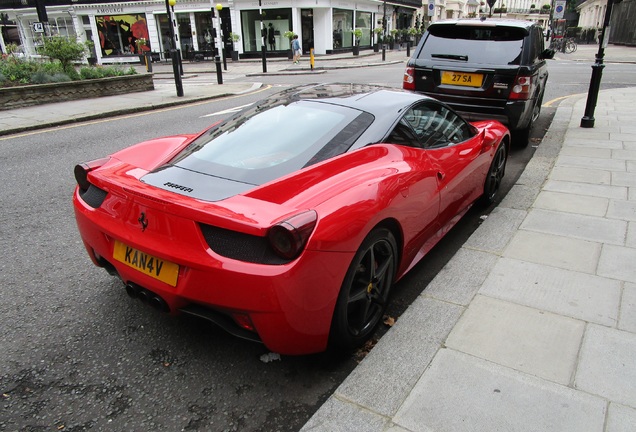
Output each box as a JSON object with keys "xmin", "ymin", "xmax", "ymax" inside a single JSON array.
[{"xmin": 214, "ymin": 55, "xmax": 223, "ymax": 84}]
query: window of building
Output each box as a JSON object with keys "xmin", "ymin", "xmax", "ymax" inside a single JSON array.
[
  {"xmin": 50, "ymin": 16, "xmax": 75, "ymax": 38},
  {"xmin": 333, "ymin": 9, "xmax": 353, "ymax": 48},
  {"xmin": 240, "ymin": 8, "xmax": 291, "ymax": 53},
  {"xmin": 355, "ymin": 11, "xmax": 372, "ymax": 46},
  {"xmin": 194, "ymin": 12, "xmax": 214, "ymax": 53},
  {"xmin": 96, "ymin": 14, "xmax": 149, "ymax": 56}
]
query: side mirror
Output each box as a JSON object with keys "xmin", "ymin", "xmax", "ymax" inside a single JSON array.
[{"xmin": 541, "ymin": 48, "xmax": 555, "ymax": 60}]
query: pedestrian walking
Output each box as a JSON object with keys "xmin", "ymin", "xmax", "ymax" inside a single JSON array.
[{"xmin": 292, "ymin": 35, "xmax": 301, "ymax": 64}]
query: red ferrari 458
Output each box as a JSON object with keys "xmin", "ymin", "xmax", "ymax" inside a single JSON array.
[{"xmin": 73, "ymin": 84, "xmax": 509, "ymax": 355}]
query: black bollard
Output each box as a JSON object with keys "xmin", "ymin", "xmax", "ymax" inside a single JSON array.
[
  {"xmin": 170, "ymin": 49, "xmax": 183, "ymax": 97},
  {"xmin": 406, "ymin": 41, "xmax": 410, "ymax": 57},
  {"xmin": 214, "ymin": 55, "xmax": 223, "ymax": 84},
  {"xmin": 261, "ymin": 45, "xmax": 267, "ymax": 73}
]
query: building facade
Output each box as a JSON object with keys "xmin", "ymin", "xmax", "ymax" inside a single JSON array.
[
  {"xmin": 0, "ymin": 0, "xmax": 421, "ymax": 63},
  {"xmin": 577, "ymin": 0, "xmax": 606, "ymax": 29}
]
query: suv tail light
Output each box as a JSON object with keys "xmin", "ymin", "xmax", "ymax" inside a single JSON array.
[
  {"xmin": 403, "ymin": 66, "xmax": 415, "ymax": 90},
  {"xmin": 509, "ymin": 75, "xmax": 533, "ymax": 100}
]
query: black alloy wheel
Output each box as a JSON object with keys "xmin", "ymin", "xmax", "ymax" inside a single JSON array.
[
  {"xmin": 482, "ymin": 143, "xmax": 507, "ymax": 205},
  {"xmin": 329, "ymin": 228, "xmax": 398, "ymax": 350}
]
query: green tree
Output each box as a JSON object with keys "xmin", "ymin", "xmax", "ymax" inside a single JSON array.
[{"xmin": 39, "ymin": 36, "xmax": 88, "ymax": 74}]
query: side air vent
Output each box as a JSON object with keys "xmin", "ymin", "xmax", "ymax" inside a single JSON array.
[{"xmin": 199, "ymin": 224, "xmax": 291, "ymax": 265}]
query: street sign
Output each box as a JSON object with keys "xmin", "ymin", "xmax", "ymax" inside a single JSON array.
[
  {"xmin": 33, "ymin": 22, "xmax": 44, "ymax": 33},
  {"xmin": 554, "ymin": 0, "xmax": 566, "ymax": 19},
  {"xmin": 428, "ymin": 0, "xmax": 435, "ymax": 17}
]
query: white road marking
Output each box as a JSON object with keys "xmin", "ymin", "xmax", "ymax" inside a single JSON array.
[{"xmin": 200, "ymin": 102, "xmax": 255, "ymax": 118}]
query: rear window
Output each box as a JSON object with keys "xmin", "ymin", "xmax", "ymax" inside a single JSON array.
[
  {"xmin": 418, "ymin": 25, "xmax": 527, "ymax": 65},
  {"xmin": 166, "ymin": 101, "xmax": 373, "ymax": 185}
]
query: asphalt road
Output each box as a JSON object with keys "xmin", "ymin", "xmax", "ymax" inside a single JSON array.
[{"xmin": 1, "ymin": 58, "xmax": 634, "ymax": 431}]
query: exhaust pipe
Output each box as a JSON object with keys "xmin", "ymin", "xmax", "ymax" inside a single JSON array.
[
  {"xmin": 149, "ymin": 295, "xmax": 170, "ymax": 313},
  {"xmin": 125, "ymin": 283, "xmax": 139, "ymax": 298},
  {"xmin": 124, "ymin": 282, "xmax": 170, "ymax": 313},
  {"xmin": 137, "ymin": 289, "xmax": 151, "ymax": 304}
]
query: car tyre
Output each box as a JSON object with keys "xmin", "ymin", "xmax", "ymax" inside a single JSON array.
[
  {"xmin": 329, "ymin": 228, "xmax": 398, "ymax": 351},
  {"xmin": 513, "ymin": 92, "xmax": 543, "ymax": 147},
  {"xmin": 481, "ymin": 143, "xmax": 507, "ymax": 206}
]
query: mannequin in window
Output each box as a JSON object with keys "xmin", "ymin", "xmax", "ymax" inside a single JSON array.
[{"xmin": 268, "ymin": 23, "xmax": 276, "ymax": 50}]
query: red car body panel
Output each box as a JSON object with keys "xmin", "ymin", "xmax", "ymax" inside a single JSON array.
[{"xmin": 73, "ymin": 95, "xmax": 509, "ymax": 355}]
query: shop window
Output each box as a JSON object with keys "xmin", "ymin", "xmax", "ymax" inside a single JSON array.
[
  {"xmin": 240, "ymin": 8, "xmax": 291, "ymax": 53},
  {"xmin": 333, "ymin": 9, "xmax": 353, "ymax": 48},
  {"xmin": 195, "ymin": 12, "xmax": 214, "ymax": 53},
  {"xmin": 175, "ymin": 13, "xmax": 192, "ymax": 54},
  {"xmin": 96, "ymin": 14, "xmax": 150, "ymax": 56},
  {"xmin": 355, "ymin": 11, "xmax": 371, "ymax": 46}
]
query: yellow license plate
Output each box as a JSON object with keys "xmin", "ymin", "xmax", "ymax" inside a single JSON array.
[
  {"xmin": 441, "ymin": 71, "xmax": 484, "ymax": 88},
  {"xmin": 113, "ymin": 241, "xmax": 179, "ymax": 287}
]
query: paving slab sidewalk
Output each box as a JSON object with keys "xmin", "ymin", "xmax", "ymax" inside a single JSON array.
[{"xmin": 301, "ymin": 86, "xmax": 636, "ymax": 432}]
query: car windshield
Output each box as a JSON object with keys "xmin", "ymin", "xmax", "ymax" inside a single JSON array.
[
  {"xmin": 166, "ymin": 100, "xmax": 373, "ymax": 185},
  {"xmin": 420, "ymin": 25, "xmax": 526, "ymax": 65}
]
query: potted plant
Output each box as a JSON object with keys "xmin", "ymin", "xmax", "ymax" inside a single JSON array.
[
  {"xmin": 283, "ymin": 30, "xmax": 296, "ymax": 59},
  {"xmin": 135, "ymin": 37, "xmax": 147, "ymax": 63},
  {"xmin": 229, "ymin": 32, "xmax": 240, "ymax": 61},
  {"xmin": 389, "ymin": 29, "xmax": 398, "ymax": 49},
  {"xmin": 407, "ymin": 27, "xmax": 419, "ymax": 47},
  {"xmin": 352, "ymin": 28, "xmax": 363, "ymax": 55},
  {"xmin": 373, "ymin": 27, "xmax": 383, "ymax": 52}
]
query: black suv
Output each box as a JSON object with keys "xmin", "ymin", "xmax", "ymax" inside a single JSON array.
[{"xmin": 403, "ymin": 19, "xmax": 554, "ymax": 146}]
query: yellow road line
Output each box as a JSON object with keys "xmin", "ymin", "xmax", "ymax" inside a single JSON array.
[{"xmin": 543, "ymin": 92, "xmax": 586, "ymax": 108}]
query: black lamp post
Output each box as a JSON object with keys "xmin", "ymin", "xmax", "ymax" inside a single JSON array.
[
  {"xmin": 580, "ymin": 0, "xmax": 622, "ymax": 128},
  {"xmin": 211, "ymin": 3, "xmax": 223, "ymax": 84},
  {"xmin": 382, "ymin": 0, "xmax": 387, "ymax": 61},
  {"xmin": 165, "ymin": 0, "xmax": 183, "ymax": 97},
  {"xmin": 258, "ymin": 0, "xmax": 267, "ymax": 73}
]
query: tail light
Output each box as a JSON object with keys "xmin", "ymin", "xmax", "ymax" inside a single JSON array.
[
  {"xmin": 403, "ymin": 66, "xmax": 415, "ymax": 90},
  {"xmin": 268, "ymin": 210, "xmax": 317, "ymax": 260},
  {"xmin": 74, "ymin": 157, "xmax": 109, "ymax": 192},
  {"xmin": 509, "ymin": 75, "xmax": 533, "ymax": 100}
]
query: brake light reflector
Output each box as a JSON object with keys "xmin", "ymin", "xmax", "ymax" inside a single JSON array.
[
  {"xmin": 268, "ymin": 210, "xmax": 317, "ymax": 260},
  {"xmin": 403, "ymin": 67, "xmax": 415, "ymax": 90},
  {"xmin": 232, "ymin": 313, "xmax": 255, "ymax": 332},
  {"xmin": 509, "ymin": 75, "xmax": 532, "ymax": 100}
]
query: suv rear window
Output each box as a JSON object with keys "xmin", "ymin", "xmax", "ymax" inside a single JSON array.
[{"xmin": 419, "ymin": 25, "xmax": 527, "ymax": 65}]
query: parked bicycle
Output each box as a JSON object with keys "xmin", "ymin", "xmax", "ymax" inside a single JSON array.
[{"xmin": 549, "ymin": 37, "xmax": 577, "ymax": 54}]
